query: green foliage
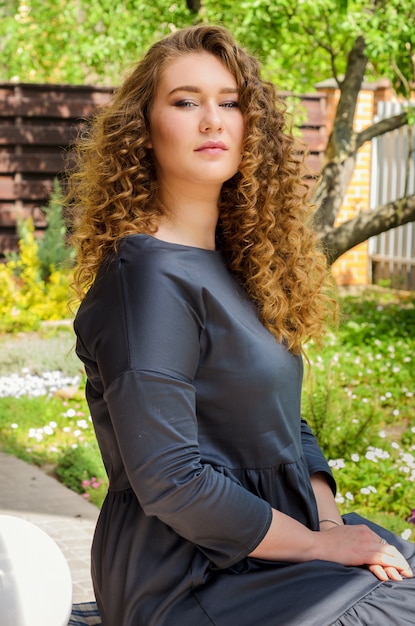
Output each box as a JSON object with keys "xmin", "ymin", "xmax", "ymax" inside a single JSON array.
[
  {"xmin": 303, "ymin": 290, "xmax": 415, "ymax": 531},
  {"xmin": 37, "ymin": 179, "xmax": 74, "ymax": 281},
  {"xmin": 0, "ymin": 192, "xmax": 73, "ymax": 332},
  {"xmin": 0, "ymin": 390, "xmax": 107, "ymax": 504},
  {"xmin": 0, "ymin": 0, "xmax": 413, "ymax": 96},
  {"xmin": 0, "ymin": 0, "xmax": 193, "ymax": 85},
  {"xmin": 55, "ymin": 441, "xmax": 106, "ymax": 494}
]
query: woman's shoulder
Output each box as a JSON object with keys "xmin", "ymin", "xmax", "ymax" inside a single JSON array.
[{"xmin": 115, "ymin": 233, "xmax": 224, "ymax": 281}]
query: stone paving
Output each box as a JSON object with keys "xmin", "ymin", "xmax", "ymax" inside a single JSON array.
[{"xmin": 0, "ymin": 451, "xmax": 99, "ymax": 603}]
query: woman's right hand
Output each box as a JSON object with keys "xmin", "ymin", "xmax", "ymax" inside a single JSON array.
[
  {"xmin": 314, "ymin": 523, "xmax": 413, "ymax": 581},
  {"xmin": 249, "ymin": 509, "xmax": 413, "ymax": 582}
]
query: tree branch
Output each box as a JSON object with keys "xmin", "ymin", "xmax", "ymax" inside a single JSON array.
[
  {"xmin": 302, "ymin": 24, "xmax": 341, "ymax": 87},
  {"xmin": 356, "ymin": 111, "xmax": 409, "ymax": 149},
  {"xmin": 319, "ymin": 193, "xmax": 415, "ymax": 263}
]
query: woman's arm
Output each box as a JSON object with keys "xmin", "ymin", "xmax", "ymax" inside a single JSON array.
[
  {"xmin": 310, "ymin": 471, "xmax": 343, "ymax": 529},
  {"xmin": 248, "ymin": 507, "xmax": 413, "ymax": 581}
]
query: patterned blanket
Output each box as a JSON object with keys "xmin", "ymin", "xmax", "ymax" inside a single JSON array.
[{"xmin": 68, "ymin": 602, "xmax": 101, "ymax": 625}]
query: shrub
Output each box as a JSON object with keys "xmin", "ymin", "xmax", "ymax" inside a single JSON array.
[
  {"xmin": 0, "ymin": 183, "xmax": 74, "ymax": 331},
  {"xmin": 55, "ymin": 441, "xmax": 106, "ymax": 494},
  {"xmin": 37, "ymin": 179, "xmax": 74, "ymax": 281}
]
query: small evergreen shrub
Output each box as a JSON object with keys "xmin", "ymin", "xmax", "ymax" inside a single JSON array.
[{"xmin": 1, "ymin": 180, "xmax": 74, "ymax": 332}]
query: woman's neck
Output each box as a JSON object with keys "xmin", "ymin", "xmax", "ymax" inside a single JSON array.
[{"xmin": 154, "ymin": 190, "xmax": 219, "ymax": 251}]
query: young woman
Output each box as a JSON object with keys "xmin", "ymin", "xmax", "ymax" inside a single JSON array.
[{"xmin": 68, "ymin": 24, "xmax": 414, "ymax": 626}]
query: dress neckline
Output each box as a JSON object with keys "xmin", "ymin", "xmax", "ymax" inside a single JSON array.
[{"xmin": 132, "ymin": 233, "xmax": 222, "ymax": 255}]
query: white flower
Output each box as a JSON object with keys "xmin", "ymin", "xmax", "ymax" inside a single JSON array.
[
  {"xmin": 365, "ymin": 446, "xmax": 390, "ymax": 462},
  {"xmin": 328, "ymin": 458, "xmax": 345, "ymax": 470},
  {"xmin": 351, "ymin": 453, "xmax": 360, "ymax": 462},
  {"xmin": 401, "ymin": 529, "xmax": 412, "ymax": 541},
  {"xmin": 345, "ymin": 492, "xmax": 354, "ymax": 501},
  {"xmin": 0, "ymin": 371, "xmax": 80, "ymax": 399}
]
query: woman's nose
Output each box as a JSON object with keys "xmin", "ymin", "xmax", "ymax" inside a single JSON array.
[{"xmin": 200, "ymin": 104, "xmax": 223, "ymax": 132}]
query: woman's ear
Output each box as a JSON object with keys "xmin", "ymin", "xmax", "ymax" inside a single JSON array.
[{"xmin": 145, "ymin": 135, "xmax": 152, "ymax": 149}]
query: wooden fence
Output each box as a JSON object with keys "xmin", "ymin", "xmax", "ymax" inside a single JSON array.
[
  {"xmin": 0, "ymin": 82, "xmax": 112, "ymax": 256},
  {"xmin": 0, "ymin": 82, "xmax": 327, "ymax": 258}
]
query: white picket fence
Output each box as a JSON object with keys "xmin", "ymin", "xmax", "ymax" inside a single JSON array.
[{"xmin": 369, "ymin": 101, "xmax": 415, "ymax": 290}]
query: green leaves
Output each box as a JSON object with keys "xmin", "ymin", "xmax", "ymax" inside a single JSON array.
[{"xmin": 0, "ymin": 0, "xmax": 413, "ymax": 95}]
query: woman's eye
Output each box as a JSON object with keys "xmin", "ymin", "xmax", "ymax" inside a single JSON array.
[
  {"xmin": 173, "ymin": 100, "xmax": 197, "ymax": 108},
  {"xmin": 221, "ymin": 101, "xmax": 239, "ymax": 108}
]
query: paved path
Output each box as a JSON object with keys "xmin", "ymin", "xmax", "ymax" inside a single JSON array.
[{"xmin": 0, "ymin": 451, "xmax": 99, "ymax": 603}]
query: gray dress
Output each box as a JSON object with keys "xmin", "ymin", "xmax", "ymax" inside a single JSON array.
[{"xmin": 74, "ymin": 234, "xmax": 415, "ymax": 626}]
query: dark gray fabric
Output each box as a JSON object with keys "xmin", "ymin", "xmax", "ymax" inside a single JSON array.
[{"xmin": 74, "ymin": 234, "xmax": 415, "ymax": 626}]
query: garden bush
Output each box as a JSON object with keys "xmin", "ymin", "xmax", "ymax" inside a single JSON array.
[{"xmin": 0, "ymin": 180, "xmax": 74, "ymax": 332}]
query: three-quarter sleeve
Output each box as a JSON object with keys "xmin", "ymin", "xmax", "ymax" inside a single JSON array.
[
  {"xmin": 79, "ymin": 240, "xmax": 272, "ymax": 568},
  {"xmin": 104, "ymin": 370, "xmax": 271, "ymax": 567},
  {"xmin": 301, "ymin": 419, "xmax": 336, "ymax": 495}
]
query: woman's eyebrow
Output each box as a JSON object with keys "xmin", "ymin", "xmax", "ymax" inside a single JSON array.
[{"xmin": 168, "ymin": 85, "xmax": 238, "ymax": 95}]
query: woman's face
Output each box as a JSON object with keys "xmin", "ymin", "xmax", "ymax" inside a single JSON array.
[{"xmin": 147, "ymin": 52, "xmax": 244, "ymax": 194}]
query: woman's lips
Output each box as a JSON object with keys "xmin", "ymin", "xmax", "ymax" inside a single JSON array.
[{"xmin": 195, "ymin": 141, "xmax": 227, "ymax": 152}]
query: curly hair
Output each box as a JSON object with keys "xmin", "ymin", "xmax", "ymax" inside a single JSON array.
[{"xmin": 67, "ymin": 24, "xmax": 335, "ymax": 354}]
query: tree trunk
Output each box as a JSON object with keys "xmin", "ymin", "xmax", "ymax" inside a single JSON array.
[
  {"xmin": 311, "ymin": 33, "xmax": 414, "ymax": 266},
  {"xmin": 313, "ymin": 36, "xmax": 368, "ymax": 230}
]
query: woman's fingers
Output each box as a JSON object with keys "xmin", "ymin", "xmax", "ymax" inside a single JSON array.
[
  {"xmin": 368, "ymin": 539, "xmax": 413, "ymax": 580},
  {"xmin": 317, "ymin": 525, "xmax": 413, "ymax": 580},
  {"xmin": 376, "ymin": 541, "xmax": 413, "ymax": 576},
  {"xmin": 368, "ymin": 564, "xmax": 391, "ymax": 582}
]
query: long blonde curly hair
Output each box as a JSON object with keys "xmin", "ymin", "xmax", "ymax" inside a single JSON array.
[{"xmin": 67, "ymin": 24, "xmax": 335, "ymax": 354}]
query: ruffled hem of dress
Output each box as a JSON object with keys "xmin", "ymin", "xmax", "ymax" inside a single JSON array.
[{"xmin": 331, "ymin": 577, "xmax": 415, "ymax": 626}]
